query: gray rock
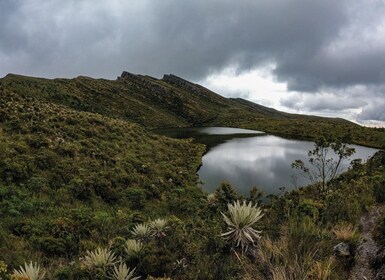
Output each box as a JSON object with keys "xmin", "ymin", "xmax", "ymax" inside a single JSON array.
[{"xmin": 334, "ymin": 242, "xmax": 351, "ymax": 257}]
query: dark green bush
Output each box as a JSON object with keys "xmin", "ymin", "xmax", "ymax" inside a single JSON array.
[
  {"xmin": 54, "ymin": 265, "xmax": 90, "ymax": 280},
  {"xmin": 124, "ymin": 188, "xmax": 147, "ymax": 210},
  {"xmin": 375, "ymin": 215, "xmax": 385, "ymax": 246},
  {"xmin": 372, "ymin": 175, "xmax": 385, "ymax": 203},
  {"xmin": 31, "ymin": 236, "xmax": 69, "ymax": 257},
  {"xmin": 68, "ymin": 178, "xmax": 92, "ymax": 201}
]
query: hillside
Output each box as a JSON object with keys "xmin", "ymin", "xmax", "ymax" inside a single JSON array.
[
  {"xmin": 0, "ymin": 86, "xmax": 209, "ymax": 276},
  {"xmin": 2, "ymin": 72, "xmax": 385, "ymax": 148},
  {"xmin": 1, "ymin": 72, "xmax": 385, "ymax": 279}
]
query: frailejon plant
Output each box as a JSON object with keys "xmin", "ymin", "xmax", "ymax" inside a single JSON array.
[
  {"xmin": 124, "ymin": 239, "xmax": 143, "ymax": 257},
  {"xmin": 149, "ymin": 218, "xmax": 168, "ymax": 238},
  {"xmin": 131, "ymin": 223, "xmax": 151, "ymax": 241},
  {"xmin": 12, "ymin": 261, "xmax": 45, "ymax": 280},
  {"xmin": 82, "ymin": 247, "xmax": 117, "ymax": 269},
  {"xmin": 111, "ymin": 263, "xmax": 140, "ymax": 280},
  {"xmin": 221, "ymin": 200, "xmax": 264, "ymax": 254}
]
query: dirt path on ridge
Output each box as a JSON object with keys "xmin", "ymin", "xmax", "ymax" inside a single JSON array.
[{"xmin": 349, "ymin": 206, "xmax": 383, "ymax": 280}]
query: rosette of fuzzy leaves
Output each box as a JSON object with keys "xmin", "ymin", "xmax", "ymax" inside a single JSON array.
[{"xmin": 221, "ymin": 200, "xmax": 264, "ymax": 253}]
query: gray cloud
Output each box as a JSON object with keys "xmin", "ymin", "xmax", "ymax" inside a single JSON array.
[
  {"xmin": 280, "ymin": 93, "xmax": 366, "ymax": 112},
  {"xmin": 0, "ymin": 0, "xmax": 385, "ymax": 122},
  {"xmin": 358, "ymin": 90, "xmax": 385, "ymax": 122},
  {"xmin": 0, "ymin": 0, "xmax": 351, "ymax": 79},
  {"xmin": 358, "ymin": 103, "xmax": 385, "ymax": 121}
]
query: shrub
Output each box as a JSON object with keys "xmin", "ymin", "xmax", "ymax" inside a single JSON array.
[
  {"xmin": 68, "ymin": 178, "xmax": 92, "ymax": 201},
  {"xmin": 124, "ymin": 188, "xmax": 147, "ymax": 210},
  {"xmin": 372, "ymin": 174, "xmax": 385, "ymax": 203},
  {"xmin": 31, "ymin": 236, "xmax": 68, "ymax": 257},
  {"xmin": 374, "ymin": 215, "xmax": 385, "ymax": 246}
]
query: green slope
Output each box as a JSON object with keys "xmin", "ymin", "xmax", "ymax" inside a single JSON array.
[
  {"xmin": 0, "ymin": 86, "xmax": 206, "ymax": 267},
  {"xmin": 1, "ymin": 71, "xmax": 385, "ymax": 148},
  {"xmin": 3, "ymin": 72, "xmax": 385, "ymax": 148}
]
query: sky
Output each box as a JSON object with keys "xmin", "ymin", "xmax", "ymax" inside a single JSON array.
[{"xmin": 1, "ymin": 0, "xmax": 385, "ymax": 126}]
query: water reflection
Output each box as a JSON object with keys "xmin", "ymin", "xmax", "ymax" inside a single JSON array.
[
  {"xmin": 154, "ymin": 127, "xmax": 378, "ymax": 195},
  {"xmin": 198, "ymin": 127, "xmax": 263, "ymax": 135},
  {"xmin": 154, "ymin": 127, "xmax": 264, "ymax": 151}
]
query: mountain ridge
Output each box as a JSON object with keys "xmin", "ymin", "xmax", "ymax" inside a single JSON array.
[{"xmin": 1, "ymin": 71, "xmax": 385, "ymax": 148}]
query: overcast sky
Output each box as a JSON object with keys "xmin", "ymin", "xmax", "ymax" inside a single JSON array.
[{"xmin": 1, "ymin": 0, "xmax": 385, "ymax": 126}]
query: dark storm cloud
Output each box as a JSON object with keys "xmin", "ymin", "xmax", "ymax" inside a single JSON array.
[
  {"xmin": 0, "ymin": 0, "xmax": 126, "ymax": 77},
  {"xmin": 0, "ymin": 0, "xmax": 350, "ymax": 79},
  {"xmin": 0, "ymin": 1, "xmax": 19, "ymax": 51},
  {"xmin": 274, "ymin": 43, "xmax": 385, "ymax": 92},
  {"xmin": 137, "ymin": 0, "xmax": 350, "ymax": 80},
  {"xmin": 0, "ymin": 0, "xmax": 385, "ymax": 122}
]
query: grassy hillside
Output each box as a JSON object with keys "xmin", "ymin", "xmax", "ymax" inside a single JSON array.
[
  {"xmin": 2, "ymin": 72, "xmax": 385, "ymax": 148},
  {"xmin": 0, "ymin": 88, "xmax": 209, "ymax": 275},
  {"xmin": 0, "ymin": 72, "xmax": 385, "ymax": 279}
]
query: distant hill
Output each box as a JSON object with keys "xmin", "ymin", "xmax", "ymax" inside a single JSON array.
[{"xmin": 1, "ymin": 72, "xmax": 385, "ymax": 148}]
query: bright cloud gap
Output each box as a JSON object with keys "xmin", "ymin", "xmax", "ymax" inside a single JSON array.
[{"xmin": 200, "ymin": 67, "xmax": 385, "ymax": 127}]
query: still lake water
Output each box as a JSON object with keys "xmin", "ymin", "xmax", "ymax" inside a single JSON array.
[{"xmin": 155, "ymin": 127, "xmax": 378, "ymax": 195}]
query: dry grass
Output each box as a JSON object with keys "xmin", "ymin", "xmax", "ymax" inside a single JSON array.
[
  {"xmin": 308, "ymin": 256, "xmax": 335, "ymax": 280},
  {"xmin": 257, "ymin": 236, "xmax": 317, "ymax": 280},
  {"xmin": 332, "ymin": 223, "xmax": 358, "ymax": 243},
  {"xmin": 257, "ymin": 237, "xmax": 336, "ymax": 280},
  {"xmin": 256, "ymin": 216, "xmax": 336, "ymax": 280}
]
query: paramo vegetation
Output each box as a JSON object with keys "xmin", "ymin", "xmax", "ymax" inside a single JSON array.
[{"xmin": 0, "ymin": 72, "xmax": 385, "ymax": 279}]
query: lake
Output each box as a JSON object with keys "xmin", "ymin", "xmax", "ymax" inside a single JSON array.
[{"xmin": 155, "ymin": 127, "xmax": 378, "ymax": 195}]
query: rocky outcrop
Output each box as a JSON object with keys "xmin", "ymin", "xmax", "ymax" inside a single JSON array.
[
  {"xmin": 119, "ymin": 72, "xmax": 216, "ymax": 124},
  {"xmin": 120, "ymin": 71, "xmax": 160, "ymax": 89},
  {"xmin": 120, "ymin": 71, "xmax": 143, "ymax": 82},
  {"xmin": 162, "ymin": 74, "xmax": 201, "ymax": 94}
]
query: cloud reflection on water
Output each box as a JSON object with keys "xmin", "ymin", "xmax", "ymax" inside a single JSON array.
[
  {"xmin": 154, "ymin": 127, "xmax": 378, "ymax": 195},
  {"xmin": 198, "ymin": 135, "xmax": 377, "ymax": 195}
]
